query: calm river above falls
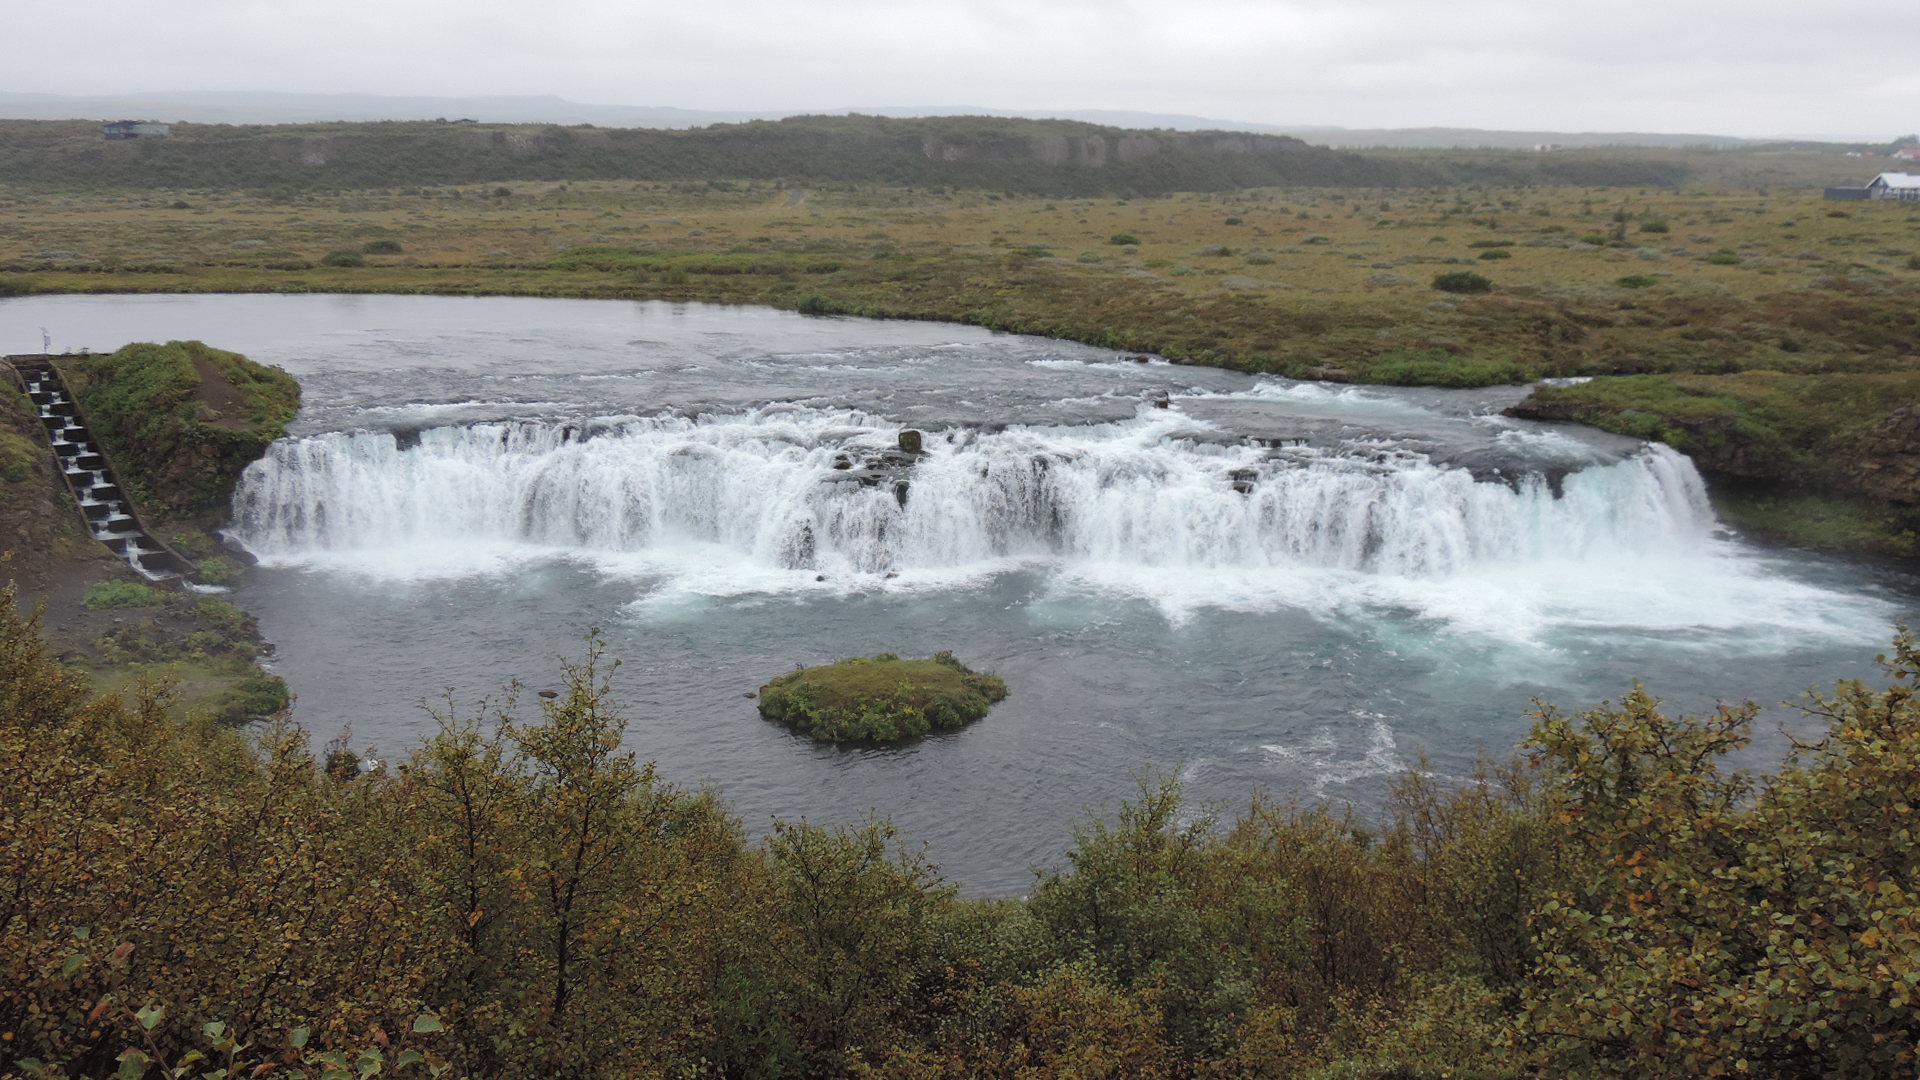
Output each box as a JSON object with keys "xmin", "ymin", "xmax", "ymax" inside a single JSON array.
[{"xmin": 6, "ymin": 293, "xmax": 1914, "ymax": 892}]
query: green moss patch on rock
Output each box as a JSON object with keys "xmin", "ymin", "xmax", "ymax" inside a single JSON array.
[
  {"xmin": 69, "ymin": 340, "xmax": 299, "ymax": 521},
  {"xmin": 757, "ymin": 651, "xmax": 1008, "ymax": 742}
]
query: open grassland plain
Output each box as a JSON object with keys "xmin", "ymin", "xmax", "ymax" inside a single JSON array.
[{"xmin": 3, "ymin": 172, "xmax": 1918, "ymax": 551}]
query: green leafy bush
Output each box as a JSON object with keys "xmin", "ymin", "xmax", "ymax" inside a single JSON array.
[
  {"xmin": 1108, "ymin": 232, "xmax": 1141, "ymax": 245},
  {"xmin": 1707, "ymin": 251, "xmax": 1743, "ymax": 265},
  {"xmin": 82, "ymin": 581, "xmax": 171, "ymax": 610},
  {"xmin": 1476, "ymin": 248, "xmax": 1512, "ymax": 260},
  {"xmin": 1614, "ymin": 274, "xmax": 1659, "ymax": 288},
  {"xmin": 210, "ymin": 672, "xmax": 290, "ymax": 724},
  {"xmin": 1431, "ymin": 270, "xmax": 1493, "ymax": 294},
  {"xmin": 190, "ymin": 556, "xmax": 239, "ymax": 584},
  {"xmin": 757, "ymin": 652, "xmax": 1008, "ymax": 742},
  {"xmin": 1517, "ymin": 633, "xmax": 1920, "ymax": 1076}
]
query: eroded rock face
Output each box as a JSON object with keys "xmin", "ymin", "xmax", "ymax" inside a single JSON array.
[{"xmin": 1842, "ymin": 405, "xmax": 1920, "ymax": 506}]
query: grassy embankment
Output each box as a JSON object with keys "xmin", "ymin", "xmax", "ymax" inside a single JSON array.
[
  {"xmin": 2, "ymin": 169, "xmax": 1916, "ymax": 551},
  {"xmin": 3, "ymin": 340, "xmax": 300, "ymax": 721}
]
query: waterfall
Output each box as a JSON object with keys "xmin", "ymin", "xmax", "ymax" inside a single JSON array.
[{"xmin": 229, "ymin": 409, "xmax": 1715, "ymax": 579}]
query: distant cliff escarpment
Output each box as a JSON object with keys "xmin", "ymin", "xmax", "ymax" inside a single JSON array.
[{"xmin": 0, "ymin": 114, "xmax": 1431, "ymax": 195}]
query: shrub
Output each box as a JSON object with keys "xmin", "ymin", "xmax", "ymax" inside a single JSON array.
[
  {"xmin": 362, "ymin": 239, "xmax": 403, "ymax": 254},
  {"xmin": 1614, "ymin": 274, "xmax": 1659, "ymax": 289},
  {"xmin": 210, "ymin": 672, "xmax": 291, "ymax": 724},
  {"xmin": 1476, "ymin": 248, "xmax": 1511, "ymax": 260},
  {"xmin": 796, "ymin": 293, "xmax": 844, "ymax": 315},
  {"xmin": 1706, "ymin": 251, "xmax": 1742, "ymax": 265},
  {"xmin": 83, "ymin": 580, "xmax": 171, "ymax": 610},
  {"xmin": 1637, "ymin": 218, "xmax": 1670, "ymax": 233},
  {"xmin": 1223, "ymin": 216, "xmax": 1243, "ymax": 225},
  {"xmin": 3, "ymin": 460, "xmax": 28, "ymax": 483},
  {"xmin": 193, "ymin": 556, "xmax": 239, "ymax": 585},
  {"xmin": 320, "ymin": 250, "xmax": 365, "ymax": 267},
  {"xmin": 1516, "ymin": 633, "xmax": 1920, "ymax": 1076},
  {"xmin": 1108, "ymin": 233, "xmax": 1140, "ymax": 245},
  {"xmin": 1431, "ymin": 271, "xmax": 1493, "ymax": 294},
  {"xmin": 1577, "ymin": 234, "xmax": 1610, "ymax": 246}
]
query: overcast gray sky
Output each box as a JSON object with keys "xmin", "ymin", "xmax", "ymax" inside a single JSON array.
[{"xmin": 10, "ymin": 0, "xmax": 1916, "ymax": 136}]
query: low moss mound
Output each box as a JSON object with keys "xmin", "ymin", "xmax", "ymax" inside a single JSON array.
[
  {"xmin": 81, "ymin": 580, "xmax": 171, "ymax": 610},
  {"xmin": 70, "ymin": 340, "xmax": 299, "ymax": 520},
  {"xmin": 758, "ymin": 651, "xmax": 1008, "ymax": 742}
]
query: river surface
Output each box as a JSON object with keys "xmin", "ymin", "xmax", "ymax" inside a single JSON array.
[{"xmin": 6, "ymin": 294, "xmax": 1914, "ymax": 892}]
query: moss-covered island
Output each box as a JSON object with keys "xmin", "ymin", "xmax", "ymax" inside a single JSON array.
[
  {"xmin": 757, "ymin": 651, "xmax": 1009, "ymax": 742},
  {"xmin": 71, "ymin": 339, "xmax": 301, "ymax": 522}
]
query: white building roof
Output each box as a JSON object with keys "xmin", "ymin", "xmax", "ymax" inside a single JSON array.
[{"xmin": 1870, "ymin": 172, "xmax": 1920, "ymax": 188}]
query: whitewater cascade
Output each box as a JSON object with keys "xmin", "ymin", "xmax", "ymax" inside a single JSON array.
[{"xmin": 229, "ymin": 410, "xmax": 1715, "ymax": 578}]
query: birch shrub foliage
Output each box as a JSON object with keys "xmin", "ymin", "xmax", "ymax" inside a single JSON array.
[{"xmin": 4, "ymin": 581, "xmax": 1918, "ymax": 1079}]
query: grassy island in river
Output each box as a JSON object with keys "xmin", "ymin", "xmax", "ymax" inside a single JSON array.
[{"xmin": 758, "ymin": 652, "xmax": 1009, "ymax": 742}]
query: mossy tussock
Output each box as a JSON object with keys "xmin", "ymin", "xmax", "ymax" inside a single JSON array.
[{"xmin": 758, "ymin": 651, "xmax": 1008, "ymax": 742}]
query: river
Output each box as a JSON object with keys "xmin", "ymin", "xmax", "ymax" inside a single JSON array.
[{"xmin": 5, "ymin": 293, "xmax": 1911, "ymax": 892}]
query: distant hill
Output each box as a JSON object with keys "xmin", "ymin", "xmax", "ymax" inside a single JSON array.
[
  {"xmin": 0, "ymin": 90, "xmax": 1821, "ymax": 149},
  {"xmin": 1290, "ymin": 126, "xmax": 1767, "ymax": 150},
  {"xmin": 0, "ymin": 113, "xmax": 1724, "ymax": 194},
  {"xmin": 0, "ymin": 90, "xmax": 1329, "ymax": 135},
  {"xmin": 0, "ymin": 114, "xmax": 1414, "ymax": 195}
]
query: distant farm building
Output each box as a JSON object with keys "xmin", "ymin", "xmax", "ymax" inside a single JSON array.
[
  {"xmin": 1892, "ymin": 147, "xmax": 1920, "ymax": 161},
  {"xmin": 1826, "ymin": 172, "xmax": 1920, "ymax": 201},
  {"xmin": 1867, "ymin": 172, "xmax": 1920, "ymax": 200},
  {"xmin": 102, "ymin": 121, "xmax": 170, "ymax": 140}
]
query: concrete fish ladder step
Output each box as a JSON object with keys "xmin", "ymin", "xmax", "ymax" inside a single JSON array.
[{"xmin": 6, "ymin": 354, "xmax": 201, "ymax": 587}]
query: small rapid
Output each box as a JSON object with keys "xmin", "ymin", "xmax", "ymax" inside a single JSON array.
[{"xmin": 230, "ymin": 408, "xmax": 1714, "ymax": 581}]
